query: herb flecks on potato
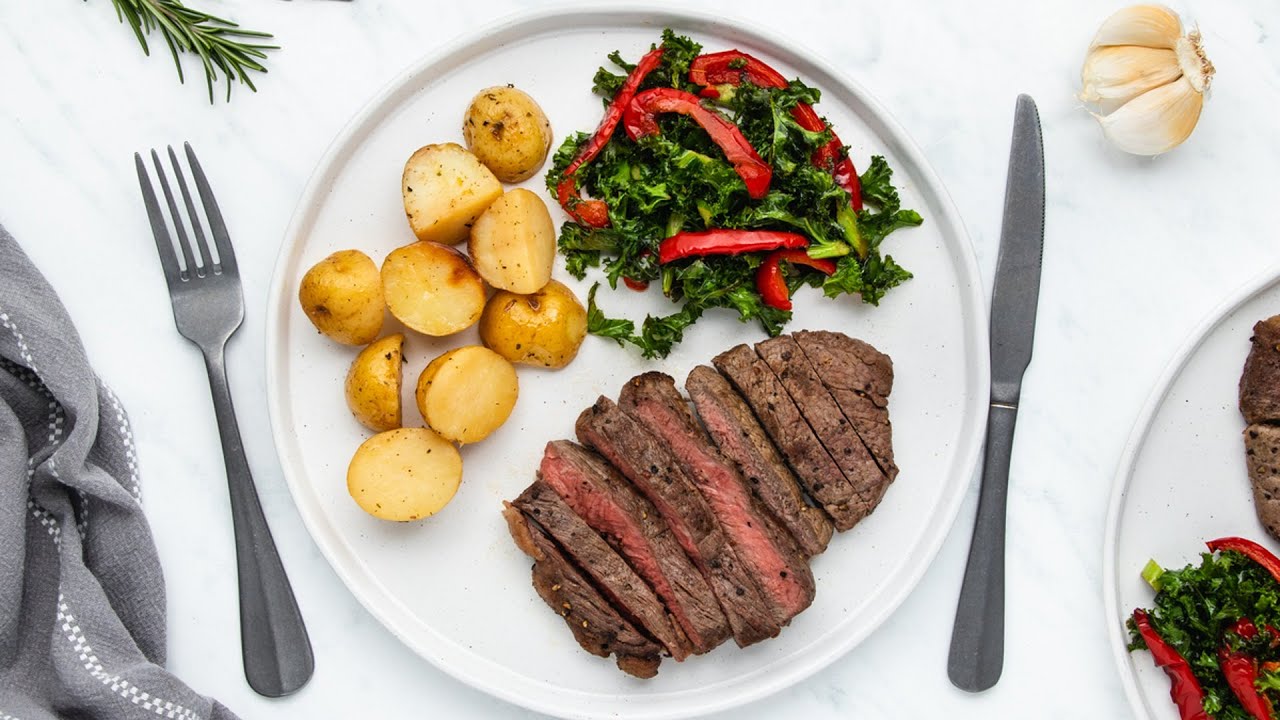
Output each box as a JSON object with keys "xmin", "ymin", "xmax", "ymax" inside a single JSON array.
[
  {"xmin": 463, "ymin": 85, "xmax": 553, "ymax": 183},
  {"xmin": 298, "ymin": 249, "xmax": 384, "ymax": 345}
]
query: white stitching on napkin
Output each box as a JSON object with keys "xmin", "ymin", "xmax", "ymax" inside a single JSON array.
[
  {"xmin": 0, "ymin": 310, "xmax": 38, "ymax": 376},
  {"xmin": 57, "ymin": 595, "xmax": 204, "ymax": 720},
  {"xmin": 104, "ymin": 386, "xmax": 142, "ymax": 503}
]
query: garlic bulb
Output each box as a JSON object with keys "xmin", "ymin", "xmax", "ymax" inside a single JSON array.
[{"xmin": 1080, "ymin": 4, "xmax": 1214, "ymax": 155}]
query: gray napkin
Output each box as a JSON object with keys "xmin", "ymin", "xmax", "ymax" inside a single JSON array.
[{"xmin": 0, "ymin": 226, "xmax": 238, "ymax": 719}]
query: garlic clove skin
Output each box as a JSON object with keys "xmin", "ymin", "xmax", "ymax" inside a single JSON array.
[
  {"xmin": 1092, "ymin": 75, "xmax": 1203, "ymax": 155},
  {"xmin": 1089, "ymin": 3, "xmax": 1183, "ymax": 50},
  {"xmin": 1080, "ymin": 46, "xmax": 1182, "ymax": 106}
]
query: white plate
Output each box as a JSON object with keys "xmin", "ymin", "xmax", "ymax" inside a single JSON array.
[
  {"xmin": 1105, "ymin": 265, "xmax": 1280, "ymax": 720},
  {"xmin": 266, "ymin": 7, "xmax": 988, "ymax": 719}
]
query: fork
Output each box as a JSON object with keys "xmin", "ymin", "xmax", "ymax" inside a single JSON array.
[{"xmin": 136, "ymin": 143, "xmax": 314, "ymax": 697}]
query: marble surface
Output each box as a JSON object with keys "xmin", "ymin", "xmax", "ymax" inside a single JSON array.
[{"xmin": 3, "ymin": 0, "xmax": 1279, "ymax": 717}]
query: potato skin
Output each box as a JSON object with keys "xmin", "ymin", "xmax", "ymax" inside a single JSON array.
[
  {"xmin": 462, "ymin": 86, "xmax": 553, "ymax": 183},
  {"xmin": 344, "ymin": 334, "xmax": 404, "ymax": 432},
  {"xmin": 402, "ymin": 143, "xmax": 502, "ymax": 246},
  {"xmin": 479, "ymin": 280, "xmax": 587, "ymax": 369},
  {"xmin": 298, "ymin": 250, "xmax": 384, "ymax": 345},
  {"xmin": 468, "ymin": 188, "xmax": 556, "ymax": 294},
  {"xmin": 347, "ymin": 428, "xmax": 462, "ymax": 521},
  {"xmin": 416, "ymin": 346, "xmax": 518, "ymax": 444},
  {"xmin": 381, "ymin": 241, "xmax": 486, "ymax": 336}
]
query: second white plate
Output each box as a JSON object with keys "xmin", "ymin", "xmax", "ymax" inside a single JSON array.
[{"xmin": 1106, "ymin": 265, "xmax": 1280, "ymax": 719}]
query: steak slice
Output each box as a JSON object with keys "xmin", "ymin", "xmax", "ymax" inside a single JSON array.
[
  {"xmin": 540, "ymin": 441, "xmax": 729, "ymax": 653},
  {"xmin": 513, "ymin": 480, "xmax": 690, "ymax": 660},
  {"xmin": 577, "ymin": 397, "xmax": 781, "ymax": 646},
  {"xmin": 757, "ymin": 335, "xmax": 889, "ymax": 521},
  {"xmin": 1242, "ymin": 315, "xmax": 1280, "ymax": 425},
  {"xmin": 686, "ymin": 364, "xmax": 834, "ymax": 556},
  {"xmin": 503, "ymin": 503, "xmax": 662, "ymax": 678},
  {"xmin": 793, "ymin": 330, "xmax": 897, "ymax": 480},
  {"xmin": 619, "ymin": 372, "xmax": 815, "ymax": 624},
  {"xmin": 713, "ymin": 344, "xmax": 863, "ymax": 530},
  {"xmin": 1245, "ymin": 424, "xmax": 1280, "ymax": 541}
]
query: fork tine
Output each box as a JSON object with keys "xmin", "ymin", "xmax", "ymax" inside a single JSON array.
[
  {"xmin": 150, "ymin": 149, "xmax": 200, "ymax": 279},
  {"xmin": 135, "ymin": 152, "xmax": 183, "ymax": 289},
  {"xmin": 168, "ymin": 145, "xmax": 215, "ymax": 275},
  {"xmin": 184, "ymin": 142, "xmax": 237, "ymax": 276}
]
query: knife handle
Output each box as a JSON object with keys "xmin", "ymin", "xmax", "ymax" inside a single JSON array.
[{"xmin": 947, "ymin": 403, "xmax": 1018, "ymax": 692}]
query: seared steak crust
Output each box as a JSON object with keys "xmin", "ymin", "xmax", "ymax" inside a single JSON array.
[
  {"xmin": 757, "ymin": 335, "xmax": 888, "ymax": 522},
  {"xmin": 503, "ymin": 503, "xmax": 662, "ymax": 678},
  {"xmin": 713, "ymin": 344, "xmax": 862, "ymax": 530},
  {"xmin": 1241, "ymin": 315, "xmax": 1280, "ymax": 426},
  {"xmin": 793, "ymin": 330, "xmax": 897, "ymax": 480},
  {"xmin": 514, "ymin": 480, "xmax": 690, "ymax": 659},
  {"xmin": 686, "ymin": 365, "xmax": 833, "ymax": 556}
]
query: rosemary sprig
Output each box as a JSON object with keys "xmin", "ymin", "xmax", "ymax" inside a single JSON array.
[{"xmin": 99, "ymin": 0, "xmax": 278, "ymax": 102}]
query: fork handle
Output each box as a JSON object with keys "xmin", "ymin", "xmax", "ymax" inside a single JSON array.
[{"xmin": 203, "ymin": 346, "xmax": 314, "ymax": 697}]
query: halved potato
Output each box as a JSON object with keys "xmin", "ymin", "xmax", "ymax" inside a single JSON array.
[
  {"xmin": 402, "ymin": 143, "xmax": 503, "ymax": 245},
  {"xmin": 416, "ymin": 346, "xmax": 518, "ymax": 444},
  {"xmin": 468, "ymin": 188, "xmax": 556, "ymax": 294},
  {"xmin": 298, "ymin": 249, "xmax": 384, "ymax": 345},
  {"xmin": 344, "ymin": 334, "xmax": 404, "ymax": 432},
  {"xmin": 462, "ymin": 86, "xmax": 553, "ymax": 183},
  {"xmin": 381, "ymin": 241, "xmax": 486, "ymax": 336},
  {"xmin": 347, "ymin": 428, "xmax": 462, "ymax": 521},
  {"xmin": 479, "ymin": 280, "xmax": 587, "ymax": 369}
]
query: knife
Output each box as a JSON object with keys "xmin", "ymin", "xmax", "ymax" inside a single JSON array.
[{"xmin": 947, "ymin": 93, "xmax": 1045, "ymax": 693}]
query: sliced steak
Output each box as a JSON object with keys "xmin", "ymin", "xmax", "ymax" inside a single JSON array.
[
  {"xmin": 503, "ymin": 503, "xmax": 662, "ymax": 678},
  {"xmin": 513, "ymin": 480, "xmax": 690, "ymax": 660},
  {"xmin": 540, "ymin": 441, "xmax": 730, "ymax": 653},
  {"xmin": 793, "ymin": 330, "xmax": 897, "ymax": 479},
  {"xmin": 1245, "ymin": 424, "xmax": 1280, "ymax": 541},
  {"xmin": 619, "ymin": 372, "xmax": 815, "ymax": 624},
  {"xmin": 757, "ymin": 335, "xmax": 889, "ymax": 520},
  {"xmin": 1241, "ymin": 315, "xmax": 1280, "ymax": 425},
  {"xmin": 686, "ymin": 364, "xmax": 834, "ymax": 556},
  {"xmin": 540, "ymin": 441, "xmax": 729, "ymax": 653},
  {"xmin": 713, "ymin": 344, "xmax": 863, "ymax": 530},
  {"xmin": 577, "ymin": 397, "xmax": 781, "ymax": 646}
]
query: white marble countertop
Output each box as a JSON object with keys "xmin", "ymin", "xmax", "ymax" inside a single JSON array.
[{"xmin": 4, "ymin": 0, "xmax": 1279, "ymax": 717}]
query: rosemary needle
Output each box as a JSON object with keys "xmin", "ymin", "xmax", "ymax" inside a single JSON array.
[{"xmin": 100, "ymin": 0, "xmax": 278, "ymax": 102}]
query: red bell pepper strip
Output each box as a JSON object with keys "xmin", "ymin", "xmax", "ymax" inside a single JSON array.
[
  {"xmin": 689, "ymin": 50, "xmax": 789, "ymax": 88},
  {"xmin": 755, "ymin": 248, "xmax": 837, "ymax": 311},
  {"xmin": 1207, "ymin": 537, "xmax": 1280, "ymax": 585},
  {"xmin": 688, "ymin": 50, "xmax": 863, "ymax": 211},
  {"xmin": 1219, "ymin": 648, "xmax": 1273, "ymax": 720},
  {"xmin": 624, "ymin": 88, "xmax": 772, "ymax": 199},
  {"xmin": 556, "ymin": 47, "xmax": 666, "ymax": 227},
  {"xmin": 1132, "ymin": 609, "xmax": 1211, "ymax": 720},
  {"xmin": 657, "ymin": 229, "xmax": 807, "ymax": 265}
]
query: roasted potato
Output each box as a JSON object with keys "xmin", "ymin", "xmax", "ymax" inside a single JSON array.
[
  {"xmin": 478, "ymin": 280, "xmax": 587, "ymax": 369},
  {"xmin": 347, "ymin": 428, "xmax": 462, "ymax": 521},
  {"xmin": 416, "ymin": 346, "xmax": 518, "ymax": 444},
  {"xmin": 468, "ymin": 188, "xmax": 556, "ymax": 294},
  {"xmin": 344, "ymin": 334, "xmax": 404, "ymax": 432},
  {"xmin": 381, "ymin": 241, "xmax": 486, "ymax": 336},
  {"xmin": 402, "ymin": 143, "xmax": 502, "ymax": 246},
  {"xmin": 462, "ymin": 86, "xmax": 553, "ymax": 183},
  {"xmin": 298, "ymin": 249, "xmax": 384, "ymax": 345}
]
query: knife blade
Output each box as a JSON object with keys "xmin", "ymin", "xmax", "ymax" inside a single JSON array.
[{"xmin": 947, "ymin": 93, "xmax": 1045, "ymax": 693}]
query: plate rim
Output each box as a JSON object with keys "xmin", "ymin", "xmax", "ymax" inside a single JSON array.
[
  {"xmin": 1102, "ymin": 262, "xmax": 1280, "ymax": 720},
  {"xmin": 265, "ymin": 5, "xmax": 991, "ymax": 718}
]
